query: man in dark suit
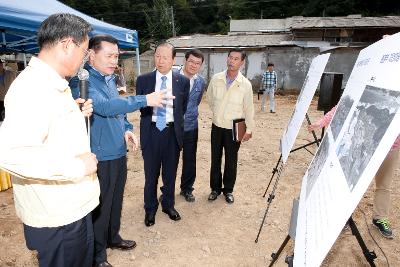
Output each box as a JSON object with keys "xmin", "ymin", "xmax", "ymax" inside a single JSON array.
[{"xmin": 136, "ymin": 42, "xmax": 190, "ymax": 227}]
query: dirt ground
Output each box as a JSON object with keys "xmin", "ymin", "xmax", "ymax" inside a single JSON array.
[{"xmin": 0, "ymin": 94, "xmax": 399, "ymax": 267}]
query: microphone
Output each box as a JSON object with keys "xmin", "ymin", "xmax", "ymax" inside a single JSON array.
[
  {"xmin": 78, "ymin": 68, "xmax": 89, "ymax": 101},
  {"xmin": 78, "ymin": 69, "xmax": 90, "ymax": 133}
]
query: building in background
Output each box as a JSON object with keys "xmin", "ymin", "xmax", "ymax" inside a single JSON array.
[{"xmin": 134, "ymin": 15, "xmax": 400, "ymax": 92}]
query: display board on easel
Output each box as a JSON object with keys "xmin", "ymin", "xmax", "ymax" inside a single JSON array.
[
  {"xmin": 257, "ymin": 53, "xmax": 331, "ymax": 242},
  {"xmin": 294, "ymin": 33, "xmax": 400, "ymax": 267},
  {"xmin": 280, "ymin": 53, "xmax": 331, "ymax": 163}
]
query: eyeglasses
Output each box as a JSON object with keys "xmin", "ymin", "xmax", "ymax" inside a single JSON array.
[
  {"xmin": 72, "ymin": 40, "xmax": 90, "ymax": 61},
  {"xmin": 187, "ymin": 59, "xmax": 202, "ymax": 66}
]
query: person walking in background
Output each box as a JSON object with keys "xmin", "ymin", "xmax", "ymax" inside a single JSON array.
[
  {"xmin": 115, "ymin": 64, "xmax": 127, "ymax": 94},
  {"xmin": 308, "ymin": 105, "xmax": 400, "ymax": 239},
  {"xmin": 178, "ymin": 49, "xmax": 206, "ymax": 202},
  {"xmin": 206, "ymin": 48, "xmax": 255, "ymax": 204},
  {"xmin": 0, "ymin": 13, "xmax": 99, "ymax": 267},
  {"xmin": 69, "ymin": 35, "xmax": 171, "ymax": 267},
  {"xmin": 0, "ymin": 58, "xmax": 16, "ymax": 121},
  {"xmin": 136, "ymin": 42, "xmax": 189, "ymax": 227},
  {"xmin": 260, "ymin": 63, "xmax": 277, "ymax": 113}
]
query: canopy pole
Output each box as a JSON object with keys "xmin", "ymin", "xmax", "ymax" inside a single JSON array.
[
  {"xmin": 23, "ymin": 53, "xmax": 27, "ymax": 68},
  {"xmin": 1, "ymin": 32, "xmax": 6, "ymax": 46},
  {"xmin": 135, "ymin": 47, "xmax": 141, "ymax": 76}
]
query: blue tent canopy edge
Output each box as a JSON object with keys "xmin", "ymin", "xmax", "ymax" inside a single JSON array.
[{"xmin": 0, "ymin": 0, "xmax": 139, "ymax": 53}]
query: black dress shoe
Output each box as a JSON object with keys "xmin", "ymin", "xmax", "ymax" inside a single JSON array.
[
  {"xmin": 208, "ymin": 191, "xmax": 219, "ymax": 201},
  {"xmin": 224, "ymin": 193, "xmax": 234, "ymax": 204},
  {"xmin": 162, "ymin": 207, "xmax": 181, "ymax": 221},
  {"xmin": 145, "ymin": 212, "xmax": 156, "ymax": 227},
  {"xmin": 94, "ymin": 261, "xmax": 113, "ymax": 267},
  {"xmin": 109, "ymin": 239, "xmax": 137, "ymax": 250},
  {"xmin": 180, "ymin": 191, "xmax": 195, "ymax": 202}
]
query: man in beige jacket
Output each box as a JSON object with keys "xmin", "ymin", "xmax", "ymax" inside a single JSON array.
[
  {"xmin": 0, "ymin": 13, "xmax": 99, "ymax": 267},
  {"xmin": 0, "ymin": 59, "xmax": 16, "ymax": 121},
  {"xmin": 207, "ymin": 48, "xmax": 255, "ymax": 204}
]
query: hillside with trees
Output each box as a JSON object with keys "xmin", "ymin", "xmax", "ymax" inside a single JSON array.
[{"xmin": 60, "ymin": 0, "xmax": 400, "ymax": 50}]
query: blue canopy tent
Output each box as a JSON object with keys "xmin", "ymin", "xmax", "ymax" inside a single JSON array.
[{"xmin": 0, "ymin": 0, "xmax": 141, "ymax": 73}]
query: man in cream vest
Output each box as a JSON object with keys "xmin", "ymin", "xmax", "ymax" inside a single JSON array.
[
  {"xmin": 206, "ymin": 48, "xmax": 255, "ymax": 204},
  {"xmin": 0, "ymin": 14, "xmax": 99, "ymax": 267}
]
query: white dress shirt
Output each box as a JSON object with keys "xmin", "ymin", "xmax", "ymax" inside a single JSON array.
[
  {"xmin": 152, "ymin": 70, "xmax": 174, "ymax": 123},
  {"xmin": 180, "ymin": 68, "xmax": 197, "ymax": 92}
]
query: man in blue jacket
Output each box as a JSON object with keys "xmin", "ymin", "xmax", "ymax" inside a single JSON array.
[
  {"xmin": 70, "ymin": 35, "xmax": 172, "ymax": 267},
  {"xmin": 178, "ymin": 49, "xmax": 206, "ymax": 202}
]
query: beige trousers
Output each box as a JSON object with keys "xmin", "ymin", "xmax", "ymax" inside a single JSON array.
[{"xmin": 373, "ymin": 148, "xmax": 400, "ymax": 219}]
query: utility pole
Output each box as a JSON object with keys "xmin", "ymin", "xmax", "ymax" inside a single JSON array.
[{"xmin": 170, "ymin": 6, "xmax": 176, "ymax": 37}]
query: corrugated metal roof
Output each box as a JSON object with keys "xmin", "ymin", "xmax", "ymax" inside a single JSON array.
[
  {"xmin": 167, "ymin": 34, "xmax": 292, "ymax": 48},
  {"xmin": 229, "ymin": 16, "xmax": 400, "ymax": 32},
  {"xmin": 291, "ymin": 16, "xmax": 400, "ymax": 29},
  {"xmin": 230, "ymin": 18, "xmax": 292, "ymax": 32}
]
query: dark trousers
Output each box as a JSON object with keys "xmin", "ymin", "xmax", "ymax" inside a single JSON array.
[
  {"xmin": 180, "ymin": 128, "xmax": 199, "ymax": 193},
  {"xmin": 93, "ymin": 156, "xmax": 127, "ymax": 264},
  {"xmin": 210, "ymin": 124, "xmax": 241, "ymax": 194},
  {"xmin": 23, "ymin": 213, "xmax": 93, "ymax": 267},
  {"xmin": 142, "ymin": 124, "xmax": 180, "ymax": 213},
  {"xmin": 0, "ymin": 100, "xmax": 4, "ymax": 121}
]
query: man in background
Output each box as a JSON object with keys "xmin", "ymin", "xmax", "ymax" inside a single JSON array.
[
  {"xmin": 260, "ymin": 63, "xmax": 277, "ymax": 113},
  {"xmin": 115, "ymin": 64, "xmax": 126, "ymax": 94},
  {"xmin": 136, "ymin": 42, "xmax": 189, "ymax": 227},
  {"xmin": 0, "ymin": 13, "xmax": 99, "ymax": 267},
  {"xmin": 70, "ymin": 34, "xmax": 171, "ymax": 267},
  {"xmin": 207, "ymin": 48, "xmax": 255, "ymax": 204},
  {"xmin": 178, "ymin": 49, "xmax": 206, "ymax": 202},
  {"xmin": 0, "ymin": 59, "xmax": 16, "ymax": 121}
]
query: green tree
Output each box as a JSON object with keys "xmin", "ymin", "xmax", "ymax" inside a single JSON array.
[
  {"xmin": 59, "ymin": 0, "xmax": 400, "ymax": 51},
  {"xmin": 145, "ymin": 0, "xmax": 180, "ymax": 41},
  {"xmin": 172, "ymin": 0, "xmax": 199, "ymax": 34}
]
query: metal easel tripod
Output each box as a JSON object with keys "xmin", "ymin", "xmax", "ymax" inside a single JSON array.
[
  {"xmin": 262, "ymin": 113, "xmax": 320, "ymax": 198},
  {"xmin": 256, "ymin": 114, "xmax": 320, "ymax": 243},
  {"xmin": 268, "ymin": 214, "xmax": 377, "ymax": 266}
]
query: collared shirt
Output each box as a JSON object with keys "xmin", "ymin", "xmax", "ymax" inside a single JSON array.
[
  {"xmin": 207, "ymin": 70, "xmax": 255, "ymax": 133},
  {"xmin": 180, "ymin": 68, "xmax": 197, "ymax": 92},
  {"xmin": 226, "ymin": 73, "xmax": 238, "ymax": 89},
  {"xmin": 90, "ymin": 64, "xmax": 116, "ymax": 86},
  {"xmin": 0, "ymin": 56, "xmax": 100, "ymax": 227},
  {"xmin": 179, "ymin": 68, "xmax": 206, "ymax": 131},
  {"xmin": 152, "ymin": 70, "xmax": 174, "ymax": 123},
  {"xmin": 262, "ymin": 70, "xmax": 277, "ymax": 90},
  {"xmin": 105, "ymin": 74, "xmax": 115, "ymax": 85}
]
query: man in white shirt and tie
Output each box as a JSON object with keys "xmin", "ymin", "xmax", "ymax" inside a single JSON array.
[{"xmin": 136, "ymin": 43, "xmax": 190, "ymax": 227}]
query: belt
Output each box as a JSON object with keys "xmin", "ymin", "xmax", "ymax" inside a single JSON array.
[{"xmin": 151, "ymin": 121, "xmax": 174, "ymax": 127}]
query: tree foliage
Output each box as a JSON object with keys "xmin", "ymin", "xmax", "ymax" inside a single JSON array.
[
  {"xmin": 145, "ymin": 0, "xmax": 180, "ymax": 42},
  {"xmin": 60, "ymin": 0, "xmax": 400, "ymax": 50}
]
